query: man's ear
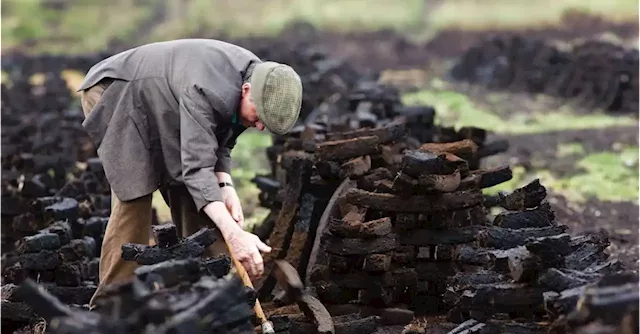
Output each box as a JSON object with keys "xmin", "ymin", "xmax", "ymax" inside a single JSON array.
[{"xmin": 241, "ymin": 83, "xmax": 251, "ymax": 97}]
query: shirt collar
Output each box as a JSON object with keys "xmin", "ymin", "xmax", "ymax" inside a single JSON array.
[{"xmin": 232, "ymin": 110, "xmax": 247, "ymax": 130}]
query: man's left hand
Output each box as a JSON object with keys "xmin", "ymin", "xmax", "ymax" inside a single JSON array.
[{"xmin": 221, "ymin": 186, "xmax": 244, "ymax": 228}]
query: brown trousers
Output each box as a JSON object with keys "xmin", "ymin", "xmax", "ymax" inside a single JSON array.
[{"xmin": 81, "ymin": 80, "xmax": 229, "ymax": 308}]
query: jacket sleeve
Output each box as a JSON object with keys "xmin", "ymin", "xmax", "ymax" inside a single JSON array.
[{"xmin": 179, "ymin": 86, "xmax": 225, "ymax": 212}]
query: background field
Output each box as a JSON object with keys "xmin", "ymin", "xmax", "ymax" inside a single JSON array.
[{"xmin": 2, "ymin": 0, "xmax": 638, "ymax": 236}]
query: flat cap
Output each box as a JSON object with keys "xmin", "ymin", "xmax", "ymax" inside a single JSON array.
[{"xmin": 250, "ymin": 61, "xmax": 303, "ymax": 135}]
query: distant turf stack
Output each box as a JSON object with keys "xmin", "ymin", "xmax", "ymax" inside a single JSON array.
[{"xmin": 450, "ymin": 35, "xmax": 639, "ymax": 116}]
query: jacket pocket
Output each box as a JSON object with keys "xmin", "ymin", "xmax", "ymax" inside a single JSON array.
[{"xmin": 128, "ymin": 109, "xmax": 151, "ymax": 150}]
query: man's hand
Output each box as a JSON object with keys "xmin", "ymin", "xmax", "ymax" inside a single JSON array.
[
  {"xmin": 226, "ymin": 228, "xmax": 271, "ymax": 279},
  {"xmin": 203, "ymin": 201, "xmax": 271, "ymax": 280},
  {"xmin": 221, "ymin": 186, "xmax": 244, "ymax": 228}
]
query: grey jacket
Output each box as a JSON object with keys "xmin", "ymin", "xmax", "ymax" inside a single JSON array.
[{"xmin": 78, "ymin": 39, "xmax": 261, "ymax": 211}]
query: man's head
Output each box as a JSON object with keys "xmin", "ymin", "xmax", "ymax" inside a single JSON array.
[{"xmin": 239, "ymin": 62, "xmax": 303, "ymax": 135}]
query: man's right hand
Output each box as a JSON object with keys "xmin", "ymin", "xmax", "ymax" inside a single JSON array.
[
  {"xmin": 203, "ymin": 201, "xmax": 271, "ymax": 280},
  {"xmin": 225, "ymin": 229, "xmax": 271, "ymax": 279}
]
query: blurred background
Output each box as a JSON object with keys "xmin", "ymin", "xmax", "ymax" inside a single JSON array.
[{"xmin": 2, "ymin": 0, "xmax": 638, "ymax": 232}]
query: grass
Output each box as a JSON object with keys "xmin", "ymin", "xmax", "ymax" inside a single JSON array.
[
  {"xmin": 483, "ymin": 148, "xmax": 639, "ymax": 204},
  {"xmin": 228, "ymin": 130, "xmax": 273, "ymax": 231},
  {"xmin": 556, "ymin": 142, "xmax": 587, "ymax": 158},
  {"xmin": 404, "ymin": 85, "xmax": 639, "ymax": 204},
  {"xmin": 402, "ymin": 88, "xmax": 638, "ymax": 134},
  {"xmin": 551, "ymin": 147, "xmax": 639, "ymax": 203},
  {"xmin": 147, "ymin": 0, "xmax": 426, "ymax": 42},
  {"xmin": 428, "ymin": 0, "xmax": 639, "ymax": 32},
  {"xmin": 2, "ymin": 0, "xmax": 637, "ymax": 54},
  {"xmin": 2, "ymin": 0, "xmax": 152, "ymax": 54}
]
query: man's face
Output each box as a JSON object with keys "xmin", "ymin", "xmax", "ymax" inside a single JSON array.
[{"xmin": 239, "ymin": 83, "xmax": 265, "ymax": 131}]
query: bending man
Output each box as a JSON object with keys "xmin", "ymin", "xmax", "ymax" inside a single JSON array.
[{"xmin": 77, "ymin": 39, "xmax": 303, "ymax": 308}]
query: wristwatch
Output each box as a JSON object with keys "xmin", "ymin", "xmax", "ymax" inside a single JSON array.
[{"xmin": 219, "ymin": 182, "xmax": 234, "ymax": 188}]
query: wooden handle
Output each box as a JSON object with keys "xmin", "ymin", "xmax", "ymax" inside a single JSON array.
[{"xmin": 229, "ymin": 248, "xmax": 269, "ymax": 324}]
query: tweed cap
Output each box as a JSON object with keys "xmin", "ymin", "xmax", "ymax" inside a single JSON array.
[{"xmin": 249, "ymin": 61, "xmax": 303, "ymax": 135}]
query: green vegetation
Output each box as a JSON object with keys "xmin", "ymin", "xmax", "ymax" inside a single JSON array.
[
  {"xmin": 148, "ymin": 0, "xmax": 426, "ymax": 43},
  {"xmin": 2, "ymin": 0, "xmax": 637, "ymax": 54},
  {"xmin": 404, "ymin": 87, "xmax": 639, "ymax": 204},
  {"xmin": 228, "ymin": 130, "xmax": 273, "ymax": 230},
  {"xmin": 483, "ymin": 148, "xmax": 639, "ymax": 204},
  {"xmin": 550, "ymin": 147, "xmax": 639, "ymax": 203},
  {"xmin": 2, "ymin": 0, "xmax": 152, "ymax": 54},
  {"xmin": 428, "ymin": 0, "xmax": 639, "ymax": 31},
  {"xmin": 556, "ymin": 142, "xmax": 587, "ymax": 158},
  {"xmin": 402, "ymin": 89, "xmax": 638, "ymax": 134}
]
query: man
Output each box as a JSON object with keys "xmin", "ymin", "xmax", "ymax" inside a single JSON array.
[{"xmin": 77, "ymin": 39, "xmax": 303, "ymax": 307}]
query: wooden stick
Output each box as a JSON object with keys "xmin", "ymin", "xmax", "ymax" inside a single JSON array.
[{"xmin": 228, "ymin": 246, "xmax": 274, "ymax": 333}]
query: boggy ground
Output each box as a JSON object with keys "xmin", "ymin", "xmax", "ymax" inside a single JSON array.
[
  {"xmin": 454, "ymin": 85, "xmax": 639, "ymax": 268},
  {"xmin": 256, "ymin": 13, "xmax": 639, "ymax": 334},
  {"xmin": 276, "ymin": 15, "xmax": 640, "ymax": 270}
]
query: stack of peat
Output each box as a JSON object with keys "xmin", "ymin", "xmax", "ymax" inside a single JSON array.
[
  {"xmin": 250, "ymin": 81, "xmax": 637, "ymax": 333},
  {"xmin": 433, "ymin": 179, "xmax": 639, "ymax": 334},
  {"xmin": 1, "ymin": 195, "xmax": 104, "ymax": 320},
  {"xmin": 1, "ymin": 52, "xmax": 117, "ymax": 250},
  {"xmin": 3, "ymin": 223, "xmax": 258, "ymax": 334},
  {"xmin": 1, "ymin": 56, "xmax": 119, "ymax": 332},
  {"xmin": 449, "ymin": 35, "xmax": 639, "ymax": 116},
  {"xmin": 306, "ymin": 140, "xmax": 514, "ymax": 327},
  {"xmin": 248, "ymin": 79, "xmax": 511, "ymax": 333},
  {"xmin": 249, "ymin": 79, "xmax": 509, "ymax": 288}
]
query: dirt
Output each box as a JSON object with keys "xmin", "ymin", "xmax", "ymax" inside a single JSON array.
[
  {"xmin": 549, "ymin": 193, "xmax": 639, "ymax": 268},
  {"xmin": 490, "ymin": 125, "xmax": 639, "ymax": 172},
  {"xmin": 423, "ymin": 10, "xmax": 639, "ymax": 59},
  {"xmin": 225, "ymin": 11, "xmax": 639, "ymax": 74},
  {"xmin": 483, "ymin": 125, "xmax": 639, "ymax": 270},
  {"xmin": 487, "ymin": 123, "xmax": 638, "ymax": 270}
]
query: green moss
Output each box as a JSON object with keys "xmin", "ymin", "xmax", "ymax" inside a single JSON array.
[
  {"xmin": 402, "ymin": 89, "xmax": 637, "ymax": 134},
  {"xmin": 556, "ymin": 142, "xmax": 586, "ymax": 158},
  {"xmin": 481, "ymin": 146, "xmax": 638, "ymax": 203},
  {"xmin": 551, "ymin": 147, "xmax": 639, "ymax": 202},
  {"xmin": 498, "ymin": 148, "xmax": 639, "ymax": 203}
]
